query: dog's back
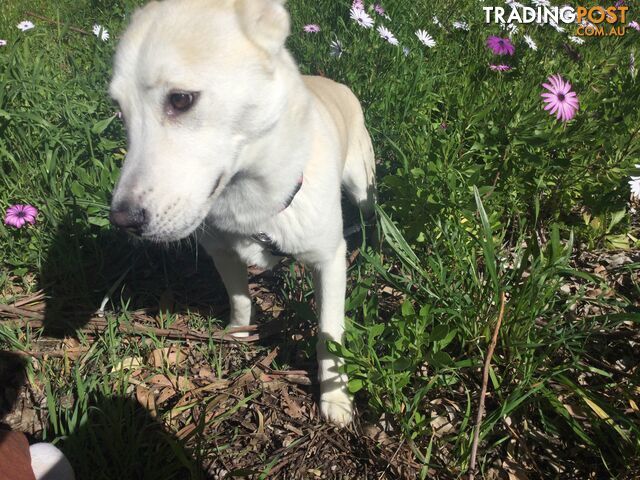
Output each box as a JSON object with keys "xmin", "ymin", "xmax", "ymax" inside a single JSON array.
[{"xmin": 303, "ymin": 76, "xmax": 376, "ymax": 217}]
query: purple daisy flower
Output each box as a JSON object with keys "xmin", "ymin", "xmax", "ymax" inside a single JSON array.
[
  {"xmin": 303, "ymin": 24, "xmax": 320, "ymax": 33},
  {"xmin": 352, "ymin": 0, "xmax": 364, "ymax": 10},
  {"xmin": 374, "ymin": 4, "xmax": 385, "ymax": 15},
  {"xmin": 629, "ymin": 21, "xmax": 640, "ymax": 31},
  {"xmin": 541, "ymin": 74, "xmax": 579, "ymax": 122},
  {"xmin": 490, "ymin": 64, "xmax": 512, "ymax": 72},
  {"xmin": 4, "ymin": 204, "xmax": 38, "ymax": 228},
  {"xmin": 486, "ymin": 35, "xmax": 515, "ymax": 55}
]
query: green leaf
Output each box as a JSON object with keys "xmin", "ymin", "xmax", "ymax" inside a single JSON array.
[
  {"xmin": 377, "ymin": 205, "xmax": 429, "ymax": 281},
  {"xmin": 392, "ymin": 358, "xmax": 412, "ymax": 371},
  {"xmin": 91, "ymin": 115, "xmax": 115, "ymax": 135},
  {"xmin": 605, "ymin": 234, "xmax": 629, "ymax": 250},
  {"xmin": 606, "ymin": 209, "xmax": 626, "ymax": 234},
  {"xmin": 70, "ymin": 181, "xmax": 86, "ymax": 198},
  {"xmin": 429, "ymin": 324, "xmax": 449, "ymax": 342},
  {"xmin": 428, "ymin": 351, "xmax": 453, "ymax": 368},
  {"xmin": 401, "ymin": 300, "xmax": 415, "ymax": 317},
  {"xmin": 88, "ymin": 216, "xmax": 110, "ymax": 227},
  {"xmin": 348, "ymin": 378, "xmax": 364, "ymax": 393},
  {"xmin": 473, "ymin": 186, "xmax": 498, "ymax": 293},
  {"xmin": 368, "ymin": 323, "xmax": 385, "ymax": 339}
]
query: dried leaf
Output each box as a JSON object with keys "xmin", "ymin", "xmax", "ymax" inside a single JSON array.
[
  {"xmin": 156, "ymin": 386, "xmax": 177, "ymax": 406},
  {"xmin": 147, "ymin": 374, "xmax": 174, "ymax": 388},
  {"xmin": 149, "ymin": 345, "xmax": 188, "ymax": 368},
  {"xmin": 111, "ymin": 356, "xmax": 143, "ymax": 373},
  {"xmin": 135, "ymin": 384, "xmax": 157, "ymax": 418},
  {"xmin": 282, "ymin": 389, "xmax": 303, "ymax": 419},
  {"xmin": 502, "ymin": 459, "xmax": 530, "ymax": 480}
]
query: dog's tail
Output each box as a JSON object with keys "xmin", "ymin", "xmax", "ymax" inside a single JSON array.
[{"xmin": 342, "ymin": 117, "xmax": 376, "ymax": 219}]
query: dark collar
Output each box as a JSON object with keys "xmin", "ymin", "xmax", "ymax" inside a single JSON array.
[
  {"xmin": 252, "ymin": 175, "xmax": 304, "ymax": 257},
  {"xmin": 281, "ymin": 174, "xmax": 303, "ymax": 212}
]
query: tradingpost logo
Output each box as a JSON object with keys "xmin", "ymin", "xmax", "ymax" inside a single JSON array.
[{"xmin": 483, "ymin": 4, "xmax": 631, "ymax": 37}]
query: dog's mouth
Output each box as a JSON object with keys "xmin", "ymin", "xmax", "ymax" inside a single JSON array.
[
  {"xmin": 208, "ymin": 174, "xmax": 224, "ymax": 199},
  {"xmin": 138, "ymin": 175, "xmax": 226, "ymax": 242}
]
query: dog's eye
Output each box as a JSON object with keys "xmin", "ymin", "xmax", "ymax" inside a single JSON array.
[{"xmin": 168, "ymin": 92, "xmax": 197, "ymax": 113}]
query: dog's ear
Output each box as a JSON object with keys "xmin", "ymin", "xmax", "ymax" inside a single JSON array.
[{"xmin": 235, "ymin": 0, "xmax": 290, "ymax": 55}]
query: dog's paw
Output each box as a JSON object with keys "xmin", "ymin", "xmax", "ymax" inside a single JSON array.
[
  {"xmin": 320, "ymin": 390, "xmax": 353, "ymax": 426},
  {"xmin": 227, "ymin": 328, "xmax": 250, "ymax": 338},
  {"xmin": 229, "ymin": 330, "xmax": 250, "ymax": 338},
  {"xmin": 227, "ymin": 323, "xmax": 251, "ymax": 338}
]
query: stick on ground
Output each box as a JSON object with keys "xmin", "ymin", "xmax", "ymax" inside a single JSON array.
[{"xmin": 468, "ymin": 291, "xmax": 506, "ymax": 480}]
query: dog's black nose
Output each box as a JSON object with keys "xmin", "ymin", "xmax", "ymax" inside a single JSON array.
[{"xmin": 109, "ymin": 203, "xmax": 148, "ymax": 235}]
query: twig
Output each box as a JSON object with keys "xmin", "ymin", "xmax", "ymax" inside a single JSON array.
[
  {"xmin": 13, "ymin": 291, "xmax": 46, "ymax": 308},
  {"xmin": 468, "ymin": 292, "xmax": 506, "ymax": 480},
  {"xmin": 0, "ymin": 309, "xmax": 260, "ymax": 343},
  {"xmin": 25, "ymin": 11, "xmax": 91, "ymax": 36},
  {"xmin": 0, "ymin": 304, "xmax": 44, "ymax": 320},
  {"xmin": 378, "ymin": 438, "xmax": 405, "ymax": 480},
  {"xmin": 8, "ymin": 347, "xmax": 89, "ymax": 359}
]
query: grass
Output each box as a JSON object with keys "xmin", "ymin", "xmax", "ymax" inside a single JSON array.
[{"xmin": 1, "ymin": 0, "xmax": 639, "ymax": 478}]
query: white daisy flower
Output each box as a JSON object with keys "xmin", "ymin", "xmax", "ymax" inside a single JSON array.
[
  {"xmin": 453, "ymin": 21, "xmax": 470, "ymax": 31},
  {"xmin": 377, "ymin": 25, "xmax": 399, "ymax": 45},
  {"xmin": 350, "ymin": 7, "xmax": 375, "ymax": 28},
  {"xmin": 0, "ymin": 40, "xmax": 7, "ymax": 47},
  {"xmin": 531, "ymin": 0, "xmax": 550, "ymax": 5},
  {"xmin": 523, "ymin": 34, "xmax": 537, "ymax": 50},
  {"xmin": 579, "ymin": 19, "xmax": 595, "ymax": 29},
  {"xmin": 402, "ymin": 46, "xmax": 410, "ymax": 56},
  {"xmin": 17, "ymin": 21, "xmax": 35, "ymax": 32},
  {"xmin": 415, "ymin": 29, "xmax": 436, "ymax": 48},
  {"xmin": 92, "ymin": 24, "xmax": 110, "ymax": 42},
  {"xmin": 549, "ymin": 19, "xmax": 565, "ymax": 32},
  {"xmin": 506, "ymin": 0, "xmax": 525, "ymax": 9},
  {"xmin": 568, "ymin": 35, "xmax": 584, "ymax": 44},
  {"xmin": 501, "ymin": 23, "xmax": 519, "ymax": 36},
  {"xmin": 432, "ymin": 15, "xmax": 442, "ymax": 27},
  {"xmin": 329, "ymin": 39, "xmax": 345, "ymax": 58},
  {"xmin": 629, "ymin": 168, "xmax": 640, "ymax": 200}
]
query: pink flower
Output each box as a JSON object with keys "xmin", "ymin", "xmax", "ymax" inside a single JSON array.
[
  {"xmin": 303, "ymin": 24, "xmax": 320, "ymax": 33},
  {"xmin": 352, "ymin": 0, "xmax": 364, "ymax": 10},
  {"xmin": 490, "ymin": 64, "xmax": 512, "ymax": 71},
  {"xmin": 4, "ymin": 204, "xmax": 38, "ymax": 228},
  {"xmin": 628, "ymin": 21, "xmax": 640, "ymax": 31},
  {"xmin": 486, "ymin": 35, "xmax": 515, "ymax": 55},
  {"xmin": 541, "ymin": 74, "xmax": 579, "ymax": 122},
  {"xmin": 374, "ymin": 4, "xmax": 385, "ymax": 15}
]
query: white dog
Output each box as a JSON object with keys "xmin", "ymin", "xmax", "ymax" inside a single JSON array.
[{"xmin": 108, "ymin": 0, "xmax": 376, "ymax": 425}]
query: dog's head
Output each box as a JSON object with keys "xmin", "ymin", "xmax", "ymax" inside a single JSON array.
[{"xmin": 108, "ymin": 0, "xmax": 291, "ymax": 241}]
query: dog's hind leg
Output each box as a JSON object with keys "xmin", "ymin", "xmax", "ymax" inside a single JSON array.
[
  {"xmin": 312, "ymin": 238, "xmax": 353, "ymax": 426},
  {"xmin": 342, "ymin": 125, "xmax": 376, "ymax": 218},
  {"xmin": 205, "ymin": 248, "xmax": 252, "ymax": 338}
]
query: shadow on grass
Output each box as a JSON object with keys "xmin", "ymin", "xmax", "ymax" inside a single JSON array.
[
  {"xmin": 63, "ymin": 393, "xmax": 206, "ymax": 480},
  {"xmin": 0, "ymin": 351, "xmax": 206, "ymax": 479},
  {"xmin": 38, "ymin": 209, "xmax": 227, "ymax": 337},
  {"xmin": 0, "ymin": 351, "xmax": 28, "ymax": 427}
]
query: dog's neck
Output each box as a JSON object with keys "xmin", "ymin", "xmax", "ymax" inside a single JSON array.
[{"xmin": 205, "ymin": 55, "xmax": 313, "ymax": 235}]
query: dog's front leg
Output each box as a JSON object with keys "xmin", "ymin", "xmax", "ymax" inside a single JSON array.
[
  {"xmin": 206, "ymin": 248, "xmax": 252, "ymax": 338},
  {"xmin": 312, "ymin": 238, "xmax": 353, "ymax": 426}
]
